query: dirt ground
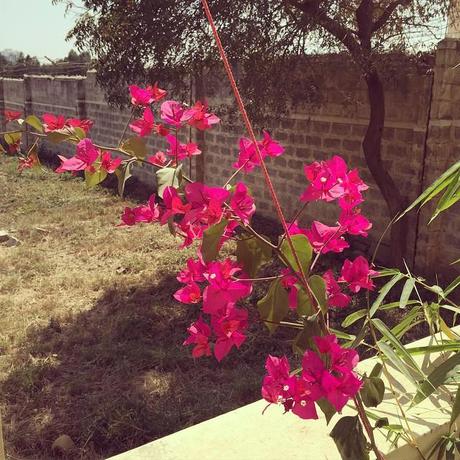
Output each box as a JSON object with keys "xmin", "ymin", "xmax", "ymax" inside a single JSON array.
[{"xmin": 0, "ymin": 158, "xmax": 292, "ymax": 459}]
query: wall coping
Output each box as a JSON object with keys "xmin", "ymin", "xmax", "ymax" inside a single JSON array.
[{"xmin": 108, "ymin": 328, "xmax": 460, "ymax": 460}]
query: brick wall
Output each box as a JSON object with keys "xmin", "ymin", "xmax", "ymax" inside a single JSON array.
[{"xmin": 0, "ymin": 49, "xmax": 459, "ymax": 278}]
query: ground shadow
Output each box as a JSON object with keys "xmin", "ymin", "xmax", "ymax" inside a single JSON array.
[{"xmin": 1, "ymin": 273, "xmax": 291, "ymax": 459}]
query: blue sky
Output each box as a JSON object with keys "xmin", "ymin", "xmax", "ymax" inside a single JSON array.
[{"xmin": 0, "ymin": 0, "xmax": 84, "ymax": 61}]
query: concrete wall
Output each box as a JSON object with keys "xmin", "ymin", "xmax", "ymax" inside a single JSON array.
[{"xmin": 0, "ymin": 45, "xmax": 459, "ymax": 278}]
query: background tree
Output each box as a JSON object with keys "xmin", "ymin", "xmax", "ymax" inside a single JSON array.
[{"xmin": 55, "ymin": 0, "xmax": 451, "ymax": 266}]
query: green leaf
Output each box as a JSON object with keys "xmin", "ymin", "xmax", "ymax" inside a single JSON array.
[
  {"xmin": 391, "ymin": 306, "xmax": 422, "ymax": 339},
  {"xmin": 72, "ymin": 126, "xmax": 86, "ymax": 140},
  {"xmin": 370, "ymin": 362, "xmax": 383, "ymax": 378},
  {"xmin": 46, "ymin": 129, "xmax": 72, "ymax": 143},
  {"xmin": 430, "ymin": 168, "xmax": 460, "ymax": 222},
  {"xmin": 292, "ymin": 318, "xmax": 322, "ymax": 354},
  {"xmin": 330, "ymin": 416, "xmax": 370, "ymax": 460},
  {"xmin": 397, "ymin": 160, "xmax": 460, "ymax": 220},
  {"xmin": 114, "ymin": 161, "xmax": 132, "ymax": 198},
  {"xmin": 257, "ymin": 278, "xmax": 289, "ymax": 334},
  {"xmin": 280, "ymin": 234, "xmax": 312, "ymax": 275},
  {"xmin": 235, "ymin": 235, "xmax": 272, "ymax": 278},
  {"xmin": 84, "ymin": 169, "xmax": 107, "ymax": 188},
  {"xmin": 121, "ymin": 136, "xmax": 147, "ymax": 158},
  {"xmin": 24, "ymin": 115, "xmax": 43, "ymax": 133},
  {"xmin": 296, "ymin": 285, "xmax": 313, "ymax": 317},
  {"xmin": 400, "ymin": 278, "xmax": 415, "ymax": 309},
  {"xmin": 405, "ymin": 342, "xmax": 460, "ymax": 356},
  {"xmin": 309, "ymin": 274, "xmax": 328, "ymax": 314},
  {"xmin": 4, "ymin": 132, "xmax": 21, "ymax": 145},
  {"xmin": 156, "ymin": 166, "xmax": 182, "ymax": 198},
  {"xmin": 0, "ymin": 144, "xmax": 6, "ymax": 154},
  {"xmin": 201, "ymin": 219, "xmax": 228, "ymax": 263},
  {"xmin": 317, "ymin": 398, "xmax": 336, "ymax": 425},
  {"xmin": 378, "ymin": 341, "xmax": 418, "ymax": 387},
  {"xmin": 373, "ymin": 318, "xmax": 424, "ymax": 380},
  {"xmin": 412, "ymin": 352, "xmax": 460, "ymax": 406},
  {"xmin": 374, "ymin": 417, "xmax": 389, "ymax": 429},
  {"xmin": 342, "ymin": 309, "xmax": 367, "ymax": 328},
  {"xmin": 445, "ymin": 276, "xmax": 460, "ymax": 296},
  {"xmin": 450, "ymin": 385, "xmax": 460, "ymax": 428},
  {"xmin": 329, "ymin": 328, "xmax": 356, "ymax": 341},
  {"xmin": 370, "ymin": 273, "xmax": 404, "ymax": 317},
  {"xmin": 360, "ymin": 376, "xmax": 385, "ymax": 408}
]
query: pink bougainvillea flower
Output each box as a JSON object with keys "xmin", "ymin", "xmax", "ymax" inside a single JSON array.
[
  {"xmin": 177, "ymin": 258, "xmax": 206, "ymax": 284},
  {"xmin": 185, "ymin": 182, "xmax": 229, "ymax": 209},
  {"xmin": 18, "ymin": 154, "xmax": 39, "ymax": 173},
  {"xmin": 338, "ymin": 209, "xmax": 372, "ymax": 237},
  {"xmin": 229, "ymin": 182, "xmax": 255, "ymax": 225},
  {"xmin": 101, "ymin": 151, "xmax": 122, "ymax": 173},
  {"xmin": 153, "ymin": 123, "xmax": 169, "ymax": 137},
  {"xmin": 160, "ymin": 100, "xmax": 187, "ymax": 127},
  {"xmin": 322, "ymin": 270, "xmax": 350, "ymax": 308},
  {"xmin": 339, "ymin": 256, "xmax": 378, "ymax": 293},
  {"xmin": 119, "ymin": 194, "xmax": 160, "ymax": 226},
  {"xmin": 281, "ymin": 268, "xmax": 299, "ymax": 310},
  {"xmin": 261, "ymin": 354, "xmax": 291, "ymax": 403},
  {"xmin": 165, "ymin": 134, "xmax": 201, "ymax": 161},
  {"xmin": 183, "ymin": 101, "xmax": 220, "ymax": 131},
  {"xmin": 147, "ymin": 151, "xmax": 167, "ymax": 167},
  {"xmin": 183, "ymin": 317, "xmax": 212, "ymax": 358},
  {"xmin": 174, "ymin": 282, "xmax": 202, "ymax": 304},
  {"xmin": 129, "ymin": 85, "xmax": 154, "ymax": 106},
  {"xmin": 66, "ymin": 118, "xmax": 93, "ymax": 134},
  {"xmin": 260, "ymin": 131, "xmax": 284, "ymax": 157},
  {"xmin": 286, "ymin": 220, "xmax": 309, "ymax": 237},
  {"xmin": 129, "ymin": 106, "xmax": 154, "ymax": 137},
  {"xmin": 160, "ymin": 186, "xmax": 191, "ymax": 224},
  {"xmin": 301, "ymin": 335, "xmax": 362, "ymax": 412},
  {"xmin": 306, "ymin": 221, "xmax": 349, "ymax": 254},
  {"xmin": 147, "ymin": 82, "xmax": 167, "ymax": 102},
  {"xmin": 55, "ymin": 138, "xmax": 99, "ymax": 173},
  {"xmin": 42, "ymin": 113, "xmax": 66, "ymax": 132},
  {"xmin": 4, "ymin": 110, "xmax": 22, "ymax": 122},
  {"xmin": 233, "ymin": 137, "xmax": 259, "ymax": 173},
  {"xmin": 212, "ymin": 305, "xmax": 248, "ymax": 361}
]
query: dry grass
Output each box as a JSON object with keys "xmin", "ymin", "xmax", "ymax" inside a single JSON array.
[{"xmin": 0, "ymin": 158, "xmax": 291, "ymax": 459}]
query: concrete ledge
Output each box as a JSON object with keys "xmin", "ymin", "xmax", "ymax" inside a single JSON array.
[{"xmin": 109, "ymin": 328, "xmax": 460, "ymax": 460}]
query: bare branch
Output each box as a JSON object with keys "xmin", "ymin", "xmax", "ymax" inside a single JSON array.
[{"xmin": 372, "ymin": 0, "xmax": 410, "ymax": 32}]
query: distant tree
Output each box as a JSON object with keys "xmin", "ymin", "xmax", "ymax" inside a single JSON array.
[
  {"xmin": 66, "ymin": 48, "xmax": 91, "ymax": 63},
  {"xmin": 0, "ymin": 53, "xmax": 8, "ymax": 67},
  {"xmin": 54, "ymin": 0, "xmax": 451, "ymax": 266}
]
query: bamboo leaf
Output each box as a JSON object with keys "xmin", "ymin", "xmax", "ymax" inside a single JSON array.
[
  {"xmin": 400, "ymin": 278, "xmax": 415, "ymax": 309},
  {"xmin": 370, "ymin": 273, "xmax": 404, "ymax": 317}
]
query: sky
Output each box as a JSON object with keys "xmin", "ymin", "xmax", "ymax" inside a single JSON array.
[{"xmin": 0, "ymin": 0, "xmax": 84, "ymax": 61}]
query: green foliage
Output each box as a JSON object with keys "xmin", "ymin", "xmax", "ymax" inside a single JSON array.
[
  {"xmin": 115, "ymin": 161, "xmax": 132, "ymax": 197},
  {"xmin": 279, "ymin": 234, "xmax": 312, "ymax": 275},
  {"xmin": 330, "ymin": 416, "xmax": 370, "ymax": 460},
  {"xmin": 121, "ymin": 136, "xmax": 147, "ymax": 158},
  {"xmin": 201, "ymin": 219, "xmax": 228, "ymax": 263},
  {"xmin": 257, "ymin": 278, "xmax": 289, "ymax": 333},
  {"xmin": 155, "ymin": 166, "xmax": 182, "ymax": 198},
  {"xmin": 24, "ymin": 115, "xmax": 44, "ymax": 133},
  {"xmin": 84, "ymin": 169, "xmax": 108, "ymax": 188},
  {"xmin": 360, "ymin": 376, "xmax": 385, "ymax": 408},
  {"xmin": 235, "ymin": 235, "xmax": 272, "ymax": 278}
]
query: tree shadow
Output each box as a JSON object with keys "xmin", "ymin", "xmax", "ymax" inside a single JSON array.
[{"xmin": 1, "ymin": 274, "xmax": 290, "ymax": 459}]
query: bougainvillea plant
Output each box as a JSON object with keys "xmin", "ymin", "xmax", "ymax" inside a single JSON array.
[{"xmin": 1, "ymin": 11, "xmax": 459, "ymax": 459}]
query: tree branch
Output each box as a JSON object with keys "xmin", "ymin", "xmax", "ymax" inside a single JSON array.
[{"xmin": 372, "ymin": 0, "xmax": 410, "ymax": 33}]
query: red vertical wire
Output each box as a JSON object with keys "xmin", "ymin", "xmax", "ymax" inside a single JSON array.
[{"xmin": 200, "ymin": 0, "xmax": 313, "ymax": 291}]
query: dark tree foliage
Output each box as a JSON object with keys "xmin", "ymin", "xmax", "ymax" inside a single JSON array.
[{"xmin": 55, "ymin": 0, "xmax": 451, "ymax": 265}]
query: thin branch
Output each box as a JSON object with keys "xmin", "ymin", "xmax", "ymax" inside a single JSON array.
[{"xmin": 372, "ymin": 0, "xmax": 410, "ymax": 33}]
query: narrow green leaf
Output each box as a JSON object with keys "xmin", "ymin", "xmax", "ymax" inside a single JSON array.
[
  {"xmin": 330, "ymin": 416, "xmax": 370, "ymax": 460},
  {"xmin": 373, "ymin": 318, "xmax": 424, "ymax": 380},
  {"xmin": 4, "ymin": 132, "xmax": 21, "ymax": 145},
  {"xmin": 397, "ymin": 160, "xmax": 460, "ymax": 220},
  {"xmin": 257, "ymin": 278, "xmax": 289, "ymax": 334},
  {"xmin": 406, "ymin": 342, "xmax": 460, "ymax": 355},
  {"xmin": 370, "ymin": 273, "xmax": 404, "ymax": 317},
  {"xmin": 378, "ymin": 341, "xmax": 418, "ymax": 387},
  {"xmin": 329, "ymin": 328, "xmax": 356, "ymax": 341},
  {"xmin": 121, "ymin": 136, "xmax": 147, "ymax": 158},
  {"xmin": 156, "ymin": 165, "xmax": 182, "ymax": 198},
  {"xmin": 24, "ymin": 115, "xmax": 43, "ymax": 133},
  {"xmin": 201, "ymin": 219, "xmax": 228, "ymax": 263},
  {"xmin": 400, "ymin": 278, "xmax": 415, "ymax": 309},
  {"xmin": 235, "ymin": 235, "xmax": 272, "ymax": 278},
  {"xmin": 370, "ymin": 363, "xmax": 383, "ymax": 378},
  {"xmin": 280, "ymin": 234, "xmax": 312, "ymax": 275},
  {"xmin": 412, "ymin": 352, "xmax": 460, "ymax": 406},
  {"xmin": 84, "ymin": 169, "xmax": 107, "ymax": 188},
  {"xmin": 391, "ymin": 306, "xmax": 422, "ymax": 339},
  {"xmin": 450, "ymin": 385, "xmax": 460, "ymax": 428},
  {"xmin": 342, "ymin": 309, "xmax": 367, "ymax": 328},
  {"xmin": 445, "ymin": 276, "xmax": 460, "ymax": 296}
]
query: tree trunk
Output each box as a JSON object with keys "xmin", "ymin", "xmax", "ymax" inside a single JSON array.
[{"xmin": 363, "ymin": 69, "xmax": 407, "ymax": 267}]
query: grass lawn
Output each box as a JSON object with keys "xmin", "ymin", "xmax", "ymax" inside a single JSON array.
[{"xmin": 0, "ymin": 157, "xmax": 291, "ymax": 459}]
